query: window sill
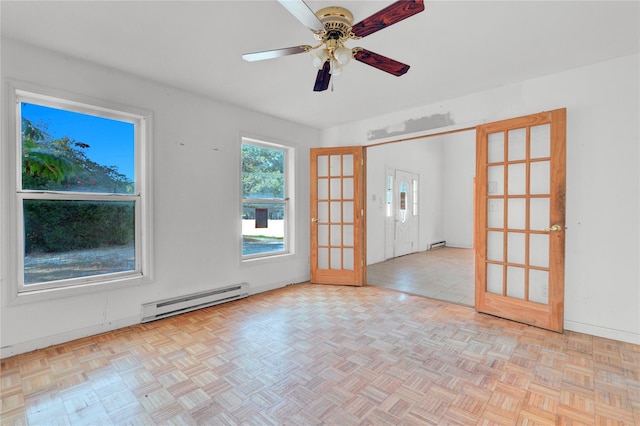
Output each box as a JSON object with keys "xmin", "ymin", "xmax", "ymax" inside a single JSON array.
[
  {"xmin": 241, "ymin": 251, "xmax": 297, "ymax": 265},
  {"xmin": 10, "ymin": 274, "xmax": 153, "ymax": 306}
]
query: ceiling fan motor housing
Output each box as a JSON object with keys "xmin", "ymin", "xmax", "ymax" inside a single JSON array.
[{"xmin": 315, "ymin": 6, "xmax": 356, "ymax": 42}]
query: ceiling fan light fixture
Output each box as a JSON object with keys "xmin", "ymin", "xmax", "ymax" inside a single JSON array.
[
  {"xmin": 311, "ymin": 49, "xmax": 329, "ymax": 69},
  {"xmin": 334, "ymin": 46, "xmax": 352, "ymax": 65},
  {"xmin": 330, "ymin": 59, "xmax": 343, "ymax": 76},
  {"xmin": 243, "ymin": 0, "xmax": 426, "ymax": 92}
]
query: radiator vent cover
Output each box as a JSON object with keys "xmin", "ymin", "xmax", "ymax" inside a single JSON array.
[{"xmin": 141, "ymin": 283, "xmax": 249, "ymax": 323}]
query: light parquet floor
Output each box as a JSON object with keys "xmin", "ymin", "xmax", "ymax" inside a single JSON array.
[
  {"xmin": 1, "ymin": 283, "xmax": 639, "ymax": 425},
  {"xmin": 368, "ymin": 247, "xmax": 475, "ymax": 306}
]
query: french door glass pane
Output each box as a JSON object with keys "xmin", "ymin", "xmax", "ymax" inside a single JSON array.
[
  {"xmin": 343, "ymin": 248, "xmax": 354, "ymax": 270},
  {"xmin": 530, "ymin": 124, "xmax": 550, "ymax": 159},
  {"xmin": 318, "ymin": 202, "xmax": 328, "ymax": 223},
  {"xmin": 508, "ymin": 128, "xmax": 527, "ymax": 161},
  {"xmin": 508, "ymin": 198, "xmax": 526, "ymax": 230},
  {"xmin": 507, "ymin": 232, "xmax": 525, "ymax": 264},
  {"xmin": 23, "ymin": 199, "xmax": 135, "ymax": 284},
  {"xmin": 343, "ymin": 178, "xmax": 354, "ymax": 199},
  {"xmin": 508, "ymin": 163, "xmax": 526, "ymax": 195},
  {"xmin": 318, "ymin": 248, "xmax": 328, "ymax": 269},
  {"xmin": 506, "ymin": 266, "xmax": 525, "ymax": 299},
  {"xmin": 330, "ymin": 225, "xmax": 341, "ymax": 246},
  {"xmin": 488, "ymin": 165, "xmax": 504, "ymax": 195},
  {"xmin": 529, "ymin": 269, "xmax": 549, "ymax": 304},
  {"xmin": 488, "ymin": 199, "xmax": 504, "ymax": 228},
  {"xmin": 330, "ymin": 248, "xmax": 341, "ymax": 269},
  {"xmin": 342, "ymin": 154, "xmax": 354, "ymax": 176},
  {"xmin": 488, "ymin": 132, "xmax": 504, "ymax": 163},
  {"xmin": 487, "ymin": 231, "xmax": 503, "ymax": 261},
  {"xmin": 330, "ymin": 201, "xmax": 341, "ymax": 222},
  {"xmin": 318, "ymin": 225, "xmax": 328, "ymax": 246},
  {"xmin": 529, "ymin": 234, "xmax": 549, "ymax": 268},
  {"xmin": 318, "ymin": 155, "xmax": 328, "ymax": 177},
  {"xmin": 330, "ymin": 178, "xmax": 341, "ymax": 199},
  {"xmin": 487, "ymin": 263, "xmax": 503, "ymax": 294},
  {"xmin": 330, "ymin": 155, "xmax": 341, "ymax": 176},
  {"xmin": 530, "ymin": 198, "xmax": 550, "ymax": 231},
  {"xmin": 318, "ymin": 179, "xmax": 328, "ymax": 199},
  {"xmin": 530, "ymin": 161, "xmax": 551, "ymax": 194},
  {"xmin": 343, "ymin": 225, "xmax": 354, "ymax": 246},
  {"xmin": 343, "ymin": 202, "xmax": 354, "ymax": 223}
]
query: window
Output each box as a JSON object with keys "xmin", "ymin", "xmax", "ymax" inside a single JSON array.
[
  {"xmin": 241, "ymin": 138, "xmax": 292, "ymax": 259},
  {"xmin": 412, "ymin": 179, "xmax": 419, "ymax": 216},
  {"xmin": 11, "ymin": 88, "xmax": 151, "ymax": 295},
  {"xmin": 386, "ymin": 174, "xmax": 393, "ymax": 217}
]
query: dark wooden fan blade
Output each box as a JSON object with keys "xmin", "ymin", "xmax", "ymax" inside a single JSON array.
[
  {"xmin": 242, "ymin": 45, "xmax": 311, "ymax": 62},
  {"xmin": 278, "ymin": 0, "xmax": 325, "ymax": 32},
  {"xmin": 351, "ymin": 0, "xmax": 425, "ymax": 38},
  {"xmin": 313, "ymin": 61, "xmax": 331, "ymax": 92},
  {"xmin": 354, "ymin": 49, "xmax": 410, "ymax": 76}
]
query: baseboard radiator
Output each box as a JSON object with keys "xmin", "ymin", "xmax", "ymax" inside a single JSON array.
[
  {"xmin": 430, "ymin": 240, "xmax": 446, "ymax": 250},
  {"xmin": 141, "ymin": 283, "xmax": 249, "ymax": 323}
]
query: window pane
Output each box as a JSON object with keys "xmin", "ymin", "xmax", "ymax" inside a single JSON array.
[
  {"xmin": 23, "ymin": 200, "xmax": 135, "ymax": 284},
  {"xmin": 21, "ymin": 103, "xmax": 135, "ymax": 194},
  {"xmin": 242, "ymin": 144, "xmax": 285, "ymax": 199},
  {"xmin": 242, "ymin": 202, "xmax": 285, "ymax": 256}
]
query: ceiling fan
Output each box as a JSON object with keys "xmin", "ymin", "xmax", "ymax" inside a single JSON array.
[{"xmin": 242, "ymin": 0, "xmax": 425, "ymax": 92}]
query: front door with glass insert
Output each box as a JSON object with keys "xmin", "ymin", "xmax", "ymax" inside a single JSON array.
[
  {"xmin": 394, "ymin": 170, "xmax": 419, "ymax": 258},
  {"xmin": 475, "ymin": 109, "xmax": 566, "ymax": 331},
  {"xmin": 310, "ymin": 147, "xmax": 365, "ymax": 286}
]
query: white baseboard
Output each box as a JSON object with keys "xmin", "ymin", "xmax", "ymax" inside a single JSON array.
[
  {"xmin": 1, "ymin": 278, "xmax": 311, "ymax": 359},
  {"xmin": 0, "ymin": 315, "xmax": 140, "ymax": 359},
  {"xmin": 564, "ymin": 320, "xmax": 640, "ymax": 345},
  {"xmin": 250, "ymin": 276, "xmax": 309, "ymax": 296}
]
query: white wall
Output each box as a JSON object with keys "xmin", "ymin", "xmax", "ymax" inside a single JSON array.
[
  {"xmin": 442, "ymin": 131, "xmax": 476, "ymax": 249},
  {"xmin": 323, "ymin": 54, "xmax": 640, "ymax": 344},
  {"xmin": 1, "ymin": 40, "xmax": 318, "ymax": 357}
]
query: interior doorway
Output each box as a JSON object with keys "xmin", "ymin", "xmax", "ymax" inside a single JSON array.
[{"xmin": 366, "ymin": 128, "xmax": 476, "ymax": 305}]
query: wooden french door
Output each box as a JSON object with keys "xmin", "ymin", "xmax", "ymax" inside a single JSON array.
[
  {"xmin": 475, "ymin": 109, "xmax": 566, "ymax": 331},
  {"xmin": 310, "ymin": 147, "xmax": 366, "ymax": 286}
]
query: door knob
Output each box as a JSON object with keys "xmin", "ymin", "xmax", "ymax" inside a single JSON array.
[
  {"xmin": 545, "ymin": 224, "xmax": 563, "ymax": 232},
  {"xmin": 311, "ymin": 218, "xmax": 318, "ymax": 223}
]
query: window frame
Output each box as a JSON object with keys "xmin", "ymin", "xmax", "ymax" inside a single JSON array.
[
  {"xmin": 240, "ymin": 137, "xmax": 294, "ymax": 261},
  {"xmin": 4, "ymin": 82, "xmax": 153, "ymax": 303}
]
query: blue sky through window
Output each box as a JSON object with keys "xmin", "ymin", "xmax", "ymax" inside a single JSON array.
[{"xmin": 22, "ymin": 103, "xmax": 135, "ymax": 180}]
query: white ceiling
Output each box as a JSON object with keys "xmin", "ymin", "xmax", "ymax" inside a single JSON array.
[{"xmin": 2, "ymin": 1, "xmax": 638, "ymax": 129}]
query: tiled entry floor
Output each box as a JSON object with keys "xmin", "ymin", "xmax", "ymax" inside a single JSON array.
[{"xmin": 367, "ymin": 247, "xmax": 475, "ymax": 306}]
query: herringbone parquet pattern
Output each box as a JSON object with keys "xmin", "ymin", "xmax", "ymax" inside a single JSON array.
[{"xmin": 1, "ymin": 284, "xmax": 639, "ymax": 425}]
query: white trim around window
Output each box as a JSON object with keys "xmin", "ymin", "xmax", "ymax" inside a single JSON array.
[
  {"xmin": 240, "ymin": 136, "xmax": 296, "ymax": 262},
  {"xmin": 2, "ymin": 81, "xmax": 154, "ymax": 304}
]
